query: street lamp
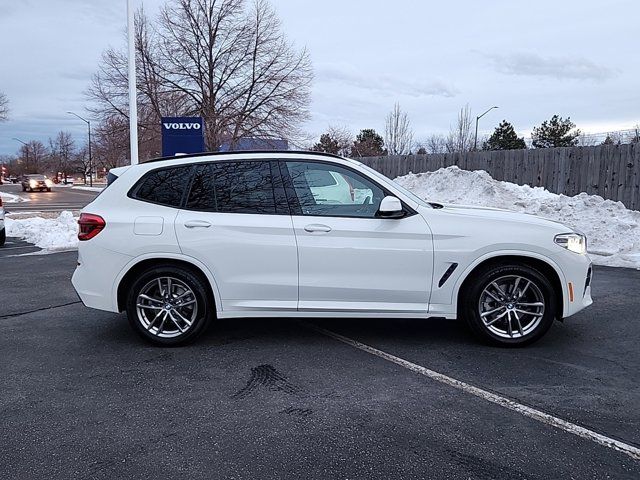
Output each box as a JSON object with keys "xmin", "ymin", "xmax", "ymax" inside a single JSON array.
[
  {"xmin": 67, "ymin": 111, "xmax": 93, "ymax": 187},
  {"xmin": 12, "ymin": 137, "xmax": 29, "ymax": 169},
  {"xmin": 474, "ymin": 106, "xmax": 499, "ymax": 151}
]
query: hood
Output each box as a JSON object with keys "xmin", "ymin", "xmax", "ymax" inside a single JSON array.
[{"xmin": 433, "ymin": 203, "xmax": 571, "ymax": 232}]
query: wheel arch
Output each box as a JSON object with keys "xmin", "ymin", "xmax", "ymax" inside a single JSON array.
[
  {"xmin": 454, "ymin": 252, "xmax": 567, "ymax": 320},
  {"xmin": 115, "ymin": 254, "xmax": 221, "ymax": 313}
]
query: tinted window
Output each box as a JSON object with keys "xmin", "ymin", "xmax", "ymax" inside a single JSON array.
[
  {"xmin": 186, "ymin": 161, "xmax": 276, "ymax": 214},
  {"xmin": 285, "ymin": 161, "xmax": 386, "ymax": 218},
  {"xmin": 106, "ymin": 172, "xmax": 119, "ymax": 187},
  {"xmin": 186, "ymin": 164, "xmax": 216, "ymax": 211},
  {"xmin": 133, "ymin": 165, "xmax": 192, "ymax": 207}
]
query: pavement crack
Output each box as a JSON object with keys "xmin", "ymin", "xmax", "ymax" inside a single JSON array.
[{"xmin": 0, "ymin": 301, "xmax": 82, "ymax": 319}]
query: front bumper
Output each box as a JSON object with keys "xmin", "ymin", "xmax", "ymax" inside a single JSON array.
[{"xmin": 552, "ymin": 249, "xmax": 593, "ymax": 318}]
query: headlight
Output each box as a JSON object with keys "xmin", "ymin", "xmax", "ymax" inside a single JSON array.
[
  {"xmin": 29, "ymin": 180, "xmax": 37, "ymax": 188},
  {"xmin": 45, "ymin": 179, "xmax": 53, "ymax": 187},
  {"xmin": 554, "ymin": 233, "xmax": 587, "ymax": 254}
]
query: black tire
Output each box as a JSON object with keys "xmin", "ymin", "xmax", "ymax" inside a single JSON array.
[
  {"xmin": 22, "ymin": 186, "xmax": 26, "ymax": 192},
  {"xmin": 460, "ymin": 263, "xmax": 557, "ymax": 347},
  {"xmin": 0, "ymin": 227, "xmax": 5, "ymax": 247},
  {"xmin": 47, "ymin": 188, "xmax": 52, "ymax": 192},
  {"xmin": 126, "ymin": 265, "xmax": 214, "ymax": 346}
]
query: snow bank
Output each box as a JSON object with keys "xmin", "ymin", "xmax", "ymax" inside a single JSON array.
[
  {"xmin": 0, "ymin": 191, "xmax": 29, "ymax": 203},
  {"xmin": 395, "ymin": 166, "xmax": 640, "ymax": 268},
  {"xmin": 5, "ymin": 211, "xmax": 78, "ymax": 252}
]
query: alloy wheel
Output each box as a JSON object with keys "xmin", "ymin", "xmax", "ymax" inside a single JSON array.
[
  {"xmin": 135, "ymin": 276, "xmax": 198, "ymax": 338},
  {"xmin": 478, "ymin": 275, "xmax": 545, "ymax": 339}
]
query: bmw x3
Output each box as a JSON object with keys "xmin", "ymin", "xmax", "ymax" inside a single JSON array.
[{"xmin": 71, "ymin": 151, "xmax": 593, "ymax": 346}]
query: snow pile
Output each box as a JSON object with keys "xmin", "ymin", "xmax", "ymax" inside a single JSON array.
[
  {"xmin": 0, "ymin": 191, "xmax": 29, "ymax": 203},
  {"xmin": 395, "ymin": 166, "xmax": 640, "ymax": 268},
  {"xmin": 5, "ymin": 211, "xmax": 78, "ymax": 252}
]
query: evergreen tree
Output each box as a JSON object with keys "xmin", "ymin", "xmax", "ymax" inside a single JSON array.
[
  {"xmin": 483, "ymin": 120, "xmax": 527, "ymax": 150},
  {"xmin": 351, "ymin": 129, "xmax": 385, "ymax": 157},
  {"xmin": 532, "ymin": 115, "xmax": 580, "ymax": 148},
  {"xmin": 313, "ymin": 133, "xmax": 340, "ymax": 154}
]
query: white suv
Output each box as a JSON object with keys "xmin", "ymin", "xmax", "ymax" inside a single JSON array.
[{"xmin": 72, "ymin": 151, "xmax": 593, "ymax": 347}]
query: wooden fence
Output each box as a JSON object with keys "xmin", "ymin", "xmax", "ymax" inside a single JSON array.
[{"xmin": 354, "ymin": 144, "xmax": 640, "ymax": 210}]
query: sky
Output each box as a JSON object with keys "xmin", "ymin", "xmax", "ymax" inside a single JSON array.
[{"xmin": 0, "ymin": 0, "xmax": 639, "ymax": 155}]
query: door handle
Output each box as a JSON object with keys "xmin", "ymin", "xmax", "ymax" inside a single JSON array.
[
  {"xmin": 184, "ymin": 220, "xmax": 212, "ymax": 229},
  {"xmin": 304, "ymin": 224, "xmax": 332, "ymax": 233}
]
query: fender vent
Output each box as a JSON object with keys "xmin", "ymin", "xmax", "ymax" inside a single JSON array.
[{"xmin": 438, "ymin": 263, "xmax": 458, "ymax": 288}]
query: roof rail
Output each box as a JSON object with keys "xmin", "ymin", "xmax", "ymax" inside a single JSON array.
[{"xmin": 144, "ymin": 150, "xmax": 345, "ymax": 164}]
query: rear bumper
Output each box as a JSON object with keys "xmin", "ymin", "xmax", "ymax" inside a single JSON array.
[{"xmin": 71, "ymin": 244, "xmax": 133, "ymax": 313}]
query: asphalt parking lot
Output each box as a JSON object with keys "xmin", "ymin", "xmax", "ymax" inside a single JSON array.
[{"xmin": 1, "ymin": 250, "xmax": 639, "ymax": 479}]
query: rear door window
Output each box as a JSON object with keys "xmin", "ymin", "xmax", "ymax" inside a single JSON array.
[{"xmin": 186, "ymin": 161, "xmax": 277, "ymax": 215}]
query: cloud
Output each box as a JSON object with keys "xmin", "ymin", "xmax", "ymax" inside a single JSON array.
[
  {"xmin": 487, "ymin": 53, "xmax": 615, "ymax": 81},
  {"xmin": 316, "ymin": 63, "xmax": 458, "ymax": 98}
]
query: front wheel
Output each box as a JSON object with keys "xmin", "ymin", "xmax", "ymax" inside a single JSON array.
[
  {"xmin": 0, "ymin": 228, "xmax": 5, "ymax": 246},
  {"xmin": 460, "ymin": 264, "xmax": 557, "ymax": 347},
  {"xmin": 126, "ymin": 266, "xmax": 213, "ymax": 346}
]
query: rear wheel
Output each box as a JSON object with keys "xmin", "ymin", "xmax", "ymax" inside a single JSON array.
[
  {"xmin": 460, "ymin": 264, "xmax": 557, "ymax": 347},
  {"xmin": 0, "ymin": 228, "xmax": 5, "ymax": 246},
  {"xmin": 126, "ymin": 265, "xmax": 213, "ymax": 346}
]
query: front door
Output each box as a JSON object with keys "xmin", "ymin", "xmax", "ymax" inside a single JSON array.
[{"xmin": 282, "ymin": 160, "xmax": 433, "ymax": 314}]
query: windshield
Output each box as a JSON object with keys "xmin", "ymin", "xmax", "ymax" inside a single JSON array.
[{"xmin": 27, "ymin": 175, "xmax": 45, "ymax": 180}]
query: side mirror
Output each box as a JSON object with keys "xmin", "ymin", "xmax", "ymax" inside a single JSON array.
[{"xmin": 377, "ymin": 196, "xmax": 405, "ymax": 218}]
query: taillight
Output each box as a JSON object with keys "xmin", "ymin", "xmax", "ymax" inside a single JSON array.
[{"xmin": 78, "ymin": 213, "xmax": 106, "ymax": 241}]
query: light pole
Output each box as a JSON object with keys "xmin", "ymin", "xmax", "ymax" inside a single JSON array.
[
  {"xmin": 12, "ymin": 137, "xmax": 29, "ymax": 170},
  {"xmin": 67, "ymin": 111, "xmax": 93, "ymax": 186},
  {"xmin": 474, "ymin": 106, "xmax": 499, "ymax": 151},
  {"xmin": 127, "ymin": 0, "xmax": 139, "ymax": 165}
]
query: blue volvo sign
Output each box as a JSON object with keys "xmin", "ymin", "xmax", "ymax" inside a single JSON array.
[{"xmin": 161, "ymin": 117, "xmax": 205, "ymax": 157}]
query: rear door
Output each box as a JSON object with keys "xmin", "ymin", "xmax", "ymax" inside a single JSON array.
[
  {"xmin": 282, "ymin": 160, "xmax": 433, "ymax": 314},
  {"xmin": 175, "ymin": 160, "xmax": 298, "ymax": 313}
]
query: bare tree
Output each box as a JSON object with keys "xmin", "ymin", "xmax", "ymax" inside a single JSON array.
[
  {"xmin": 384, "ymin": 102, "xmax": 413, "ymax": 155},
  {"xmin": 18, "ymin": 141, "xmax": 48, "ymax": 174},
  {"xmin": 0, "ymin": 92, "xmax": 8, "ymax": 122},
  {"xmin": 48, "ymin": 131, "xmax": 76, "ymax": 181},
  {"xmin": 419, "ymin": 134, "xmax": 447, "ymax": 154},
  {"xmin": 87, "ymin": 0, "xmax": 312, "ymax": 157},
  {"xmin": 445, "ymin": 105, "xmax": 474, "ymax": 153},
  {"xmin": 93, "ymin": 117, "xmax": 132, "ymax": 170},
  {"xmin": 74, "ymin": 146, "xmax": 93, "ymax": 184}
]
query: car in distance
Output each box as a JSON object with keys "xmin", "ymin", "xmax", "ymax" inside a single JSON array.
[
  {"xmin": 71, "ymin": 151, "xmax": 593, "ymax": 347},
  {"xmin": 21, "ymin": 174, "xmax": 53, "ymax": 192}
]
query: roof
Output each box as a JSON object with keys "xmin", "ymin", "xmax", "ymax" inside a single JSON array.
[{"xmin": 144, "ymin": 150, "xmax": 345, "ymax": 164}]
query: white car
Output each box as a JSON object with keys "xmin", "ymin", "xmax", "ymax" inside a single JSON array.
[{"xmin": 72, "ymin": 151, "xmax": 593, "ymax": 347}]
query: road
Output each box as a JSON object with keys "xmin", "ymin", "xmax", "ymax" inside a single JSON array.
[
  {"xmin": 0, "ymin": 251, "xmax": 639, "ymax": 479},
  {"xmin": 1, "ymin": 183, "xmax": 100, "ymax": 213}
]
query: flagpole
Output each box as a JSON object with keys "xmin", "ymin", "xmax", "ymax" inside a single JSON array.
[{"xmin": 127, "ymin": 0, "xmax": 139, "ymax": 165}]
